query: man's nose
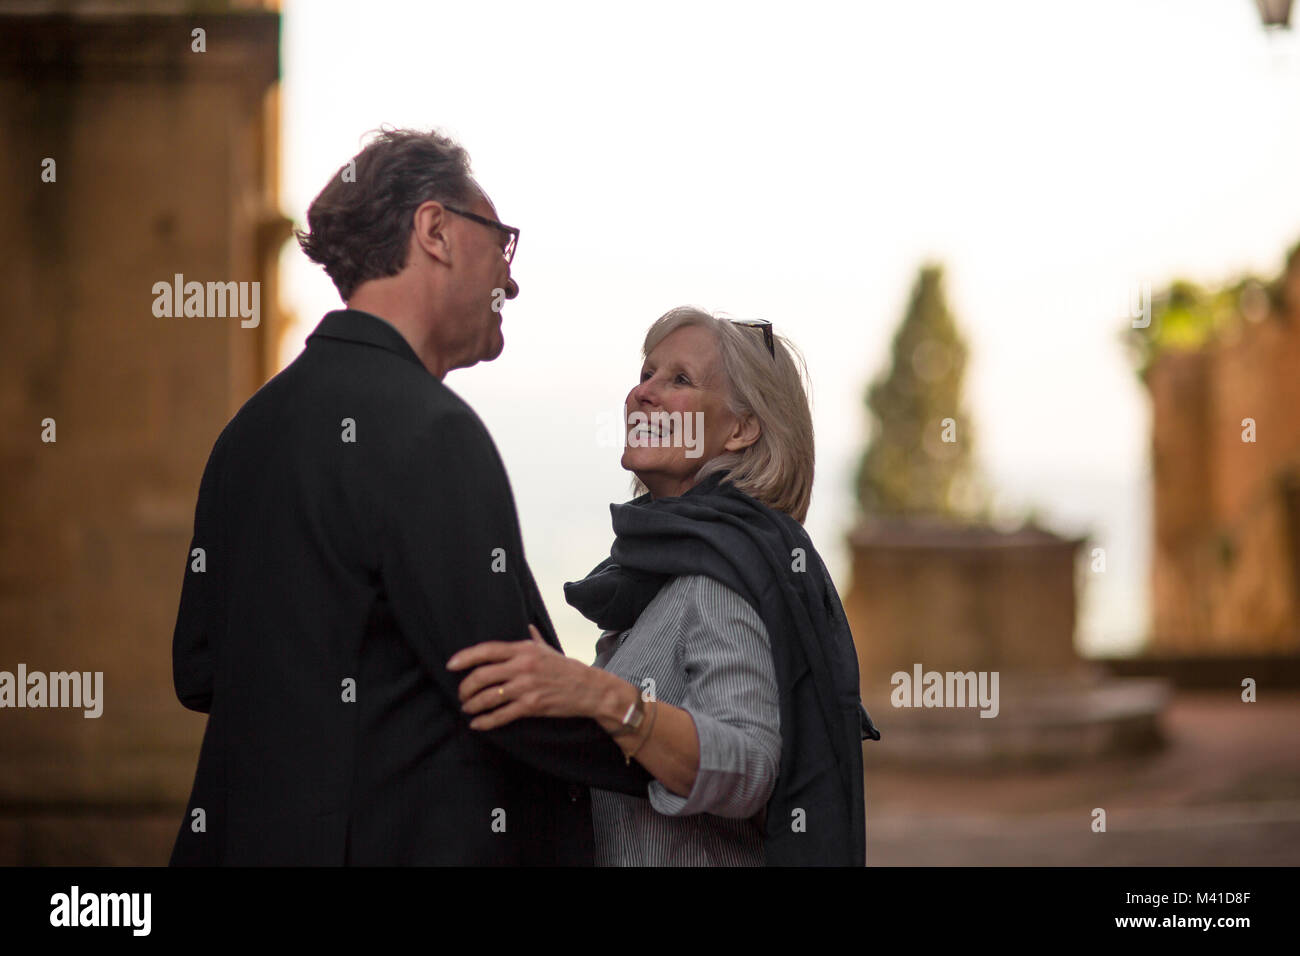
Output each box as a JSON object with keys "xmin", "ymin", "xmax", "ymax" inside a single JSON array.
[{"xmin": 503, "ymin": 276, "xmax": 519, "ymax": 300}]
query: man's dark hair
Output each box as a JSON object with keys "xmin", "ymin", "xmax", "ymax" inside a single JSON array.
[{"xmin": 296, "ymin": 127, "xmax": 479, "ymax": 300}]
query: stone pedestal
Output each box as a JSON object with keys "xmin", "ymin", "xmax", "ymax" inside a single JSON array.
[{"xmin": 845, "ymin": 517, "xmax": 1168, "ymax": 765}]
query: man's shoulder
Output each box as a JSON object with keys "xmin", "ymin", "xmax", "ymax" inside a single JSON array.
[
  {"xmin": 297, "ymin": 332, "xmax": 463, "ymax": 403},
  {"xmin": 238, "ymin": 336, "xmax": 489, "ymax": 435}
]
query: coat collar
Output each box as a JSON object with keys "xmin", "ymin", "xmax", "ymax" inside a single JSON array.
[{"xmin": 306, "ymin": 309, "xmax": 426, "ymax": 371}]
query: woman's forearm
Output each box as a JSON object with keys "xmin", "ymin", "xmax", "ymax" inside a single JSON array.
[{"xmin": 587, "ymin": 668, "xmax": 700, "ymax": 798}]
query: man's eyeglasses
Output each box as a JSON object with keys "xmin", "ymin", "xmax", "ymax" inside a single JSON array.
[
  {"xmin": 442, "ymin": 204, "xmax": 519, "ymax": 265},
  {"xmin": 730, "ymin": 318, "xmax": 775, "ymax": 358}
]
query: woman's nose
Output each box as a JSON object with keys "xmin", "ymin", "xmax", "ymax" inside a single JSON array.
[
  {"xmin": 631, "ymin": 378, "xmax": 659, "ymax": 406},
  {"xmin": 503, "ymin": 276, "xmax": 519, "ymax": 300}
]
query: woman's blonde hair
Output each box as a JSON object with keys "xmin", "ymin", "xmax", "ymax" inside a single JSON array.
[{"xmin": 631, "ymin": 306, "xmax": 816, "ymax": 523}]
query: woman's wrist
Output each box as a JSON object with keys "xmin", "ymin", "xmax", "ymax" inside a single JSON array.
[{"xmin": 591, "ymin": 671, "xmax": 641, "ymax": 736}]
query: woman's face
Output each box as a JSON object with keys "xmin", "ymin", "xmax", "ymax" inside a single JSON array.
[{"xmin": 621, "ymin": 325, "xmax": 758, "ymax": 498}]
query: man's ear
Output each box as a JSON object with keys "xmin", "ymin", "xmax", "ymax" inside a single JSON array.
[
  {"xmin": 723, "ymin": 413, "xmax": 761, "ymax": 453},
  {"xmin": 411, "ymin": 200, "xmax": 453, "ymax": 266}
]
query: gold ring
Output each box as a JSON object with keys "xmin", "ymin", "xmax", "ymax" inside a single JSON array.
[{"xmin": 498, "ymin": 687, "xmax": 505, "ymax": 697}]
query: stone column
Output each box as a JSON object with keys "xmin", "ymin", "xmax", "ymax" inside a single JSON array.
[{"xmin": 0, "ymin": 8, "xmax": 285, "ymax": 863}]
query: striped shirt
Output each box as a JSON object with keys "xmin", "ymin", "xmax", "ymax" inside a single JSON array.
[{"xmin": 589, "ymin": 574, "xmax": 781, "ymax": 866}]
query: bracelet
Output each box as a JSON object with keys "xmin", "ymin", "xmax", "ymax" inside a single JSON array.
[
  {"xmin": 624, "ymin": 699, "xmax": 658, "ymax": 765},
  {"xmin": 610, "ymin": 693, "xmax": 646, "ymax": 738}
]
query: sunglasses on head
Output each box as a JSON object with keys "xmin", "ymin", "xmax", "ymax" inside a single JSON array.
[{"xmin": 729, "ymin": 318, "xmax": 775, "ymax": 358}]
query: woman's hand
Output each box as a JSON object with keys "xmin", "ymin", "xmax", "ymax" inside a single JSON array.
[
  {"xmin": 447, "ymin": 625, "xmax": 609, "ymax": 730},
  {"xmin": 450, "ymin": 626, "xmax": 700, "ymax": 797}
]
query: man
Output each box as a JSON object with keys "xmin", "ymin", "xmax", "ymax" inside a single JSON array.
[{"xmin": 169, "ymin": 128, "xmax": 649, "ymax": 865}]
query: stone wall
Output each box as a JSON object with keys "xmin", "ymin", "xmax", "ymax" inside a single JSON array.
[
  {"xmin": 1147, "ymin": 254, "xmax": 1300, "ymax": 653},
  {"xmin": 0, "ymin": 8, "xmax": 285, "ymax": 863}
]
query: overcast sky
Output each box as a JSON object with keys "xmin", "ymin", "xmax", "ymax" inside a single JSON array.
[{"xmin": 275, "ymin": 0, "xmax": 1300, "ymax": 662}]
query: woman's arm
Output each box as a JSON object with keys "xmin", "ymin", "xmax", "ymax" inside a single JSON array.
[
  {"xmin": 588, "ymin": 669, "xmax": 701, "ymax": 798},
  {"xmin": 634, "ymin": 575, "xmax": 781, "ymax": 819},
  {"xmin": 448, "ymin": 576, "xmax": 781, "ymax": 816},
  {"xmin": 447, "ymin": 630, "xmax": 702, "ymax": 797}
]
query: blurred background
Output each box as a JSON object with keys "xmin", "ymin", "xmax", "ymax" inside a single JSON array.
[{"xmin": 1, "ymin": 0, "xmax": 1298, "ymax": 865}]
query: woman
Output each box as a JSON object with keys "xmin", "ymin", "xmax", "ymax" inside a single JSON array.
[{"xmin": 448, "ymin": 306, "xmax": 877, "ymax": 865}]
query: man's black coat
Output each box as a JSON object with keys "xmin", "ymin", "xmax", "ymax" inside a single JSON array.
[{"xmin": 169, "ymin": 309, "xmax": 650, "ymax": 866}]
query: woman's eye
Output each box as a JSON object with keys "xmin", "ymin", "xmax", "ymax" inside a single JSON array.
[
  {"xmin": 675, "ymin": 374, "xmax": 691, "ymax": 385},
  {"xmin": 640, "ymin": 370, "xmax": 652, "ymax": 382}
]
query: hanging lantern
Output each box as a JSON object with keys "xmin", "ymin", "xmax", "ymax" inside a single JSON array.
[{"xmin": 1255, "ymin": 0, "xmax": 1294, "ymax": 28}]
